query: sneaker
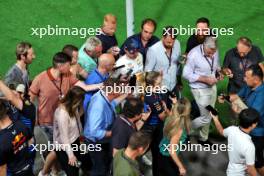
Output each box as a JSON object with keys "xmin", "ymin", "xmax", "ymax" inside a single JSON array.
[
  {"xmin": 50, "ymin": 170, "xmax": 67, "ymax": 176},
  {"xmin": 38, "ymin": 170, "xmax": 48, "ymax": 176},
  {"xmin": 141, "ymin": 155, "xmax": 152, "ymax": 166}
]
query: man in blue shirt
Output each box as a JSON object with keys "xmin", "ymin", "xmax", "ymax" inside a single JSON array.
[
  {"xmin": 83, "ymin": 78, "xmax": 128, "ymax": 176},
  {"xmin": 231, "ymin": 64, "xmax": 264, "ymax": 175},
  {"xmin": 120, "ymin": 18, "xmax": 159, "ymax": 64},
  {"xmin": 83, "ymin": 53, "xmax": 115, "ymax": 110}
]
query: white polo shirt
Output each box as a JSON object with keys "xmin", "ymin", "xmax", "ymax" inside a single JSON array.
[{"xmin": 224, "ymin": 126, "xmax": 255, "ymax": 176}]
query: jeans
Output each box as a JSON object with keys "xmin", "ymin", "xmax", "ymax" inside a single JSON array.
[{"xmin": 39, "ymin": 125, "xmax": 54, "ymax": 142}]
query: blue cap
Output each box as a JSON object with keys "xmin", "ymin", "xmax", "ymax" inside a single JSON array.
[{"xmin": 125, "ymin": 39, "xmax": 139, "ymax": 54}]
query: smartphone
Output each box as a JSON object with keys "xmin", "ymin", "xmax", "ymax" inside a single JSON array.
[
  {"xmin": 205, "ymin": 105, "xmax": 218, "ymax": 116},
  {"xmin": 219, "ymin": 93, "xmax": 231, "ymax": 103},
  {"xmin": 167, "ymin": 89, "xmax": 176, "ymax": 98}
]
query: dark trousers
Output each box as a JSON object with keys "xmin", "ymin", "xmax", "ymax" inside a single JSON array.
[
  {"xmin": 252, "ymin": 136, "xmax": 264, "ymax": 168},
  {"xmin": 56, "ymin": 139, "xmax": 81, "ymax": 176},
  {"xmin": 157, "ymin": 152, "xmax": 179, "ymax": 176},
  {"xmin": 85, "ymin": 139, "xmax": 112, "ymax": 176},
  {"xmin": 141, "ymin": 122, "xmax": 164, "ymax": 176},
  {"xmin": 14, "ymin": 169, "xmax": 34, "ymax": 176}
]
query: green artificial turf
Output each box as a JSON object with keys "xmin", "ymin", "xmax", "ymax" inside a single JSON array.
[{"xmin": 0, "ymin": 0, "xmax": 263, "ymax": 134}]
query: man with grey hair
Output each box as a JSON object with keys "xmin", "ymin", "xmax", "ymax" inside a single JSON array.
[
  {"xmin": 183, "ymin": 36, "xmax": 222, "ymax": 145},
  {"xmin": 78, "ymin": 36, "xmax": 103, "ymax": 73}
]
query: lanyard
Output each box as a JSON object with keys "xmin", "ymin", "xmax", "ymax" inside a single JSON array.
[
  {"xmin": 200, "ymin": 46, "xmax": 214, "ymax": 74},
  {"xmin": 240, "ymin": 58, "xmax": 248, "ymax": 73},
  {"xmin": 165, "ymin": 49, "xmax": 172, "ymax": 68},
  {"xmin": 48, "ymin": 71, "xmax": 63, "ymax": 96},
  {"xmin": 119, "ymin": 115, "xmax": 136, "ymax": 129}
]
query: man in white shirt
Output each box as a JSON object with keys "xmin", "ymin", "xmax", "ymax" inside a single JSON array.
[
  {"xmin": 113, "ymin": 39, "xmax": 143, "ymax": 78},
  {"xmin": 183, "ymin": 36, "xmax": 221, "ymax": 144},
  {"xmin": 145, "ymin": 26, "xmax": 182, "ymax": 92},
  {"xmin": 211, "ymin": 108, "xmax": 259, "ymax": 176}
]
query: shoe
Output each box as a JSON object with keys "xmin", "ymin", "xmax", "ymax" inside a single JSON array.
[
  {"xmin": 38, "ymin": 171, "xmax": 48, "ymax": 176},
  {"xmin": 50, "ymin": 170, "xmax": 67, "ymax": 176},
  {"xmin": 141, "ymin": 155, "xmax": 152, "ymax": 166}
]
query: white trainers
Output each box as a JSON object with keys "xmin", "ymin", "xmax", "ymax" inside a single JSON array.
[
  {"xmin": 50, "ymin": 170, "xmax": 67, "ymax": 176},
  {"xmin": 38, "ymin": 170, "xmax": 48, "ymax": 176}
]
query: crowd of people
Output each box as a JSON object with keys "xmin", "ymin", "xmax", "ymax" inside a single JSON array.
[{"xmin": 0, "ymin": 13, "xmax": 264, "ymax": 176}]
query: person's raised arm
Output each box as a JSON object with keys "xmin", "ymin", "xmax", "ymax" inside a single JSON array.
[
  {"xmin": 75, "ymin": 81, "xmax": 102, "ymax": 92},
  {"xmin": 210, "ymin": 113, "xmax": 224, "ymax": 136},
  {"xmin": 0, "ymin": 80, "xmax": 23, "ymax": 110},
  {"xmin": 135, "ymin": 108, "xmax": 151, "ymax": 130},
  {"xmin": 78, "ymin": 65, "xmax": 88, "ymax": 79}
]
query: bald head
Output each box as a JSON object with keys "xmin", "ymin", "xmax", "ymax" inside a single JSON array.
[{"xmin": 98, "ymin": 53, "xmax": 115, "ymax": 72}]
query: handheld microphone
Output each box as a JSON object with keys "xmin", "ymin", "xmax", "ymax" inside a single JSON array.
[{"xmin": 113, "ymin": 65, "xmax": 125, "ymax": 71}]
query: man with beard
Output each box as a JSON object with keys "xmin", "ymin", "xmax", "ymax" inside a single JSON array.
[
  {"xmin": 223, "ymin": 37, "xmax": 264, "ymax": 94},
  {"xmin": 30, "ymin": 52, "xmax": 102, "ymax": 176},
  {"xmin": 185, "ymin": 17, "xmax": 211, "ymax": 54},
  {"xmin": 228, "ymin": 65, "xmax": 264, "ymax": 175},
  {"xmin": 4, "ymin": 42, "xmax": 35, "ymax": 92},
  {"xmin": 144, "ymin": 26, "xmax": 181, "ymax": 176},
  {"xmin": 120, "ymin": 18, "xmax": 159, "ymax": 64},
  {"xmin": 145, "ymin": 26, "xmax": 182, "ymax": 92}
]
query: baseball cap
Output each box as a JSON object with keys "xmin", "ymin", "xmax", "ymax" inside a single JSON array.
[
  {"xmin": 16, "ymin": 84, "xmax": 25, "ymax": 94},
  {"xmin": 125, "ymin": 39, "xmax": 139, "ymax": 54}
]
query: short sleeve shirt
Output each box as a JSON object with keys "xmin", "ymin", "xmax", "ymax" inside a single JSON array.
[
  {"xmin": 0, "ymin": 121, "xmax": 32, "ymax": 174},
  {"xmin": 223, "ymin": 126, "xmax": 255, "ymax": 176},
  {"xmin": 144, "ymin": 93, "xmax": 171, "ymax": 126},
  {"xmin": 29, "ymin": 68, "xmax": 78, "ymax": 125},
  {"xmin": 78, "ymin": 44, "xmax": 98, "ymax": 73},
  {"xmin": 112, "ymin": 116, "xmax": 136, "ymax": 149},
  {"xmin": 113, "ymin": 149, "xmax": 140, "ymax": 176}
]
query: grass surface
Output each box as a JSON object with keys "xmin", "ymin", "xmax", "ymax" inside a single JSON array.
[{"xmin": 0, "ymin": 0, "xmax": 263, "ymax": 133}]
